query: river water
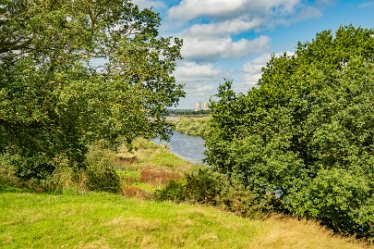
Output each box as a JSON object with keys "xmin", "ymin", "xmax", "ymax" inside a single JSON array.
[{"xmin": 152, "ymin": 131, "xmax": 205, "ymax": 164}]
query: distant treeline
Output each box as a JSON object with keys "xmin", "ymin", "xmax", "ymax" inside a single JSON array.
[{"xmin": 169, "ymin": 116, "xmax": 210, "ymax": 137}]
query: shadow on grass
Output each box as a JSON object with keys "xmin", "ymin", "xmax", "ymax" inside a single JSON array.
[
  {"xmin": 0, "ymin": 184, "xmax": 33, "ymax": 193},
  {"xmin": 0, "ymin": 177, "xmax": 33, "ymax": 194}
]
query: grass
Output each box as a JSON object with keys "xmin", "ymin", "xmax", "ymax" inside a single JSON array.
[
  {"xmin": 1, "ymin": 139, "xmax": 373, "ymax": 248},
  {"xmin": 112, "ymin": 138, "xmax": 200, "ymax": 197},
  {"xmin": 0, "ymin": 187, "xmax": 372, "ymax": 249}
]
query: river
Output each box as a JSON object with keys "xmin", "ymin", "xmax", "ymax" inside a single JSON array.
[{"xmin": 152, "ymin": 131, "xmax": 205, "ymax": 164}]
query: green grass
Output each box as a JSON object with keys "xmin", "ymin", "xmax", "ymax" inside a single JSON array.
[
  {"xmin": 170, "ymin": 116, "xmax": 211, "ymax": 137},
  {"xmin": 0, "ymin": 188, "xmax": 372, "ymax": 249},
  {"xmin": 1, "ymin": 140, "xmax": 372, "ymax": 248},
  {"xmin": 113, "ymin": 138, "xmax": 200, "ymax": 197}
]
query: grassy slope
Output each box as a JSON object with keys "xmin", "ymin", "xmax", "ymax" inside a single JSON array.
[
  {"xmin": 1, "ymin": 187, "xmax": 372, "ymax": 249},
  {"xmin": 1, "ymin": 140, "xmax": 372, "ymax": 249},
  {"xmin": 113, "ymin": 138, "xmax": 200, "ymax": 197}
]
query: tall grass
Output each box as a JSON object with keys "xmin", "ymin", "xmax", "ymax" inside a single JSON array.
[{"xmin": 0, "ymin": 189, "xmax": 371, "ymax": 249}]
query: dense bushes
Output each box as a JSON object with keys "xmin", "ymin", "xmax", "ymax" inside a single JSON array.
[
  {"xmin": 84, "ymin": 142, "xmax": 121, "ymax": 193},
  {"xmin": 156, "ymin": 169, "xmax": 258, "ymax": 216},
  {"xmin": 204, "ymin": 26, "xmax": 374, "ymax": 239},
  {"xmin": 0, "ymin": 142, "xmax": 121, "ymax": 193}
]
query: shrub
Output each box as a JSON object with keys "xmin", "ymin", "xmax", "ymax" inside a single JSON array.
[
  {"xmin": 205, "ymin": 26, "xmax": 374, "ymax": 238},
  {"xmin": 156, "ymin": 169, "xmax": 258, "ymax": 217},
  {"xmin": 84, "ymin": 143, "xmax": 121, "ymax": 193}
]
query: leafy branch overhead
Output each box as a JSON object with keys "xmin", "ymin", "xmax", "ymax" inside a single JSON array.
[{"xmin": 0, "ymin": 0, "xmax": 184, "ymax": 178}]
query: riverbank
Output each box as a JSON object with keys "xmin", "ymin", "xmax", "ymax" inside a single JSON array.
[
  {"xmin": 169, "ymin": 116, "xmax": 210, "ymax": 137},
  {"xmin": 114, "ymin": 138, "xmax": 201, "ymax": 197}
]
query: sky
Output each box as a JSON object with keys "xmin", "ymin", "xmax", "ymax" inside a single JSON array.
[{"xmin": 132, "ymin": 0, "xmax": 374, "ymax": 109}]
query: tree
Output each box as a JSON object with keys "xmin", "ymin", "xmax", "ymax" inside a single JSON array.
[
  {"xmin": 0, "ymin": 0, "xmax": 184, "ymax": 179},
  {"xmin": 206, "ymin": 26, "xmax": 374, "ymax": 238}
]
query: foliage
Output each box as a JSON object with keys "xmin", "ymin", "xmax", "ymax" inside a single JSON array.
[
  {"xmin": 0, "ymin": 0, "xmax": 184, "ymax": 180},
  {"xmin": 171, "ymin": 116, "xmax": 211, "ymax": 137},
  {"xmin": 156, "ymin": 168, "xmax": 258, "ymax": 217},
  {"xmin": 205, "ymin": 26, "xmax": 374, "ymax": 238},
  {"xmin": 84, "ymin": 142, "xmax": 121, "ymax": 193}
]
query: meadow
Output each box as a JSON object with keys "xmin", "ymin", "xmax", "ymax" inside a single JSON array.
[{"xmin": 1, "ymin": 140, "xmax": 372, "ymax": 249}]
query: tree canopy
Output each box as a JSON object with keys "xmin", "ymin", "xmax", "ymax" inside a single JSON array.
[
  {"xmin": 206, "ymin": 25, "xmax": 374, "ymax": 238},
  {"xmin": 0, "ymin": 0, "xmax": 184, "ymax": 179}
]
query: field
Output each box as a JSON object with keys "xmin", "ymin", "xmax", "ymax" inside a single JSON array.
[
  {"xmin": 1, "ymin": 140, "xmax": 373, "ymax": 249},
  {"xmin": 1, "ymin": 186, "xmax": 372, "ymax": 249}
]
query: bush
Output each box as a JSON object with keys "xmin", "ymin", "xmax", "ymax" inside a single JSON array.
[
  {"xmin": 293, "ymin": 168, "xmax": 374, "ymax": 238},
  {"xmin": 205, "ymin": 26, "xmax": 374, "ymax": 238},
  {"xmin": 156, "ymin": 169, "xmax": 258, "ymax": 217},
  {"xmin": 84, "ymin": 143, "xmax": 121, "ymax": 193}
]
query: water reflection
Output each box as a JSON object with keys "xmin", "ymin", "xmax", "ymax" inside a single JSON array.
[{"xmin": 152, "ymin": 131, "xmax": 205, "ymax": 164}]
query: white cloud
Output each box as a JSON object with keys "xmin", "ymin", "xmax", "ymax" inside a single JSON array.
[
  {"xmin": 167, "ymin": 0, "xmax": 327, "ymax": 37},
  {"xmin": 132, "ymin": 0, "xmax": 166, "ymax": 10},
  {"xmin": 160, "ymin": 0, "xmax": 331, "ymax": 107},
  {"xmin": 173, "ymin": 62, "xmax": 226, "ymax": 106},
  {"xmin": 165, "ymin": 0, "xmax": 325, "ymax": 61},
  {"xmin": 359, "ymin": 1, "xmax": 374, "ymax": 8},
  {"xmin": 174, "ymin": 62, "xmax": 222, "ymax": 81},
  {"xmin": 181, "ymin": 35, "xmax": 270, "ymax": 61},
  {"xmin": 168, "ymin": 0, "xmax": 246, "ymax": 21},
  {"xmin": 184, "ymin": 18, "xmax": 264, "ymax": 37},
  {"xmin": 240, "ymin": 51, "xmax": 294, "ymax": 90},
  {"xmin": 168, "ymin": 0, "xmax": 302, "ymax": 22}
]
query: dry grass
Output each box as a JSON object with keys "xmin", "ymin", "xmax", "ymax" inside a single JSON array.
[
  {"xmin": 113, "ymin": 138, "xmax": 199, "ymax": 195},
  {"xmin": 249, "ymin": 215, "xmax": 372, "ymax": 249},
  {"xmin": 140, "ymin": 166, "xmax": 182, "ymax": 185},
  {"xmin": 122, "ymin": 186, "xmax": 150, "ymax": 199},
  {"xmin": 1, "ymin": 187, "xmax": 373, "ymax": 248}
]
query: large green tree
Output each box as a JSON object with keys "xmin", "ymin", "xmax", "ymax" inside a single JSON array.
[
  {"xmin": 206, "ymin": 26, "xmax": 374, "ymax": 238},
  {"xmin": 0, "ymin": 0, "xmax": 184, "ymax": 179}
]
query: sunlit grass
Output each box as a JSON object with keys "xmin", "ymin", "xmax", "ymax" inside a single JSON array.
[
  {"xmin": 114, "ymin": 138, "xmax": 200, "ymax": 197},
  {"xmin": 0, "ymin": 188, "xmax": 371, "ymax": 249}
]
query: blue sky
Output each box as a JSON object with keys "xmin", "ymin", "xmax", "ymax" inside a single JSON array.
[{"xmin": 133, "ymin": 0, "xmax": 374, "ymax": 109}]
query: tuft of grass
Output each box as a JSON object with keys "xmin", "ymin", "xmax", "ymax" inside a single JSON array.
[
  {"xmin": 140, "ymin": 166, "xmax": 181, "ymax": 185},
  {"xmin": 0, "ymin": 189, "xmax": 372, "ymax": 249}
]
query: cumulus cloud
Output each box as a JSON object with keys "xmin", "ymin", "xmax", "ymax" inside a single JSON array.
[
  {"xmin": 184, "ymin": 18, "xmax": 264, "ymax": 38},
  {"xmin": 168, "ymin": 0, "xmax": 247, "ymax": 21},
  {"xmin": 167, "ymin": 0, "xmax": 328, "ymax": 36},
  {"xmin": 168, "ymin": 0, "xmax": 302, "ymax": 22},
  {"xmin": 174, "ymin": 61, "xmax": 222, "ymax": 81},
  {"xmin": 181, "ymin": 35, "xmax": 269, "ymax": 61},
  {"xmin": 160, "ymin": 0, "xmax": 330, "ymax": 107},
  {"xmin": 173, "ymin": 62, "xmax": 226, "ymax": 106},
  {"xmin": 240, "ymin": 51, "xmax": 294, "ymax": 89},
  {"xmin": 131, "ymin": 0, "xmax": 166, "ymax": 10},
  {"xmin": 166, "ymin": 0, "xmax": 327, "ymax": 61}
]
